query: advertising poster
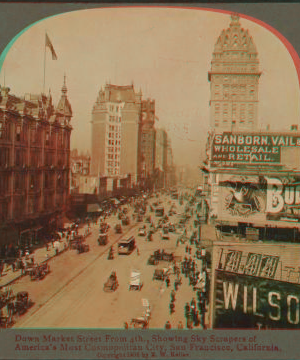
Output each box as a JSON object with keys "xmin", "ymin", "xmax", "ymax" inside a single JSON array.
[{"xmin": 1, "ymin": 1, "xmax": 300, "ymax": 360}]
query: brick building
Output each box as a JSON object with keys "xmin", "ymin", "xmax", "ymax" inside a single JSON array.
[{"xmin": 0, "ymin": 79, "xmax": 72, "ymax": 247}]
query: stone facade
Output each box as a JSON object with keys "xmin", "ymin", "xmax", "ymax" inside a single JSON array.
[
  {"xmin": 91, "ymin": 84, "xmax": 142, "ymax": 184},
  {"xmin": 0, "ymin": 79, "xmax": 72, "ymax": 246},
  {"xmin": 208, "ymin": 14, "xmax": 261, "ymax": 132}
]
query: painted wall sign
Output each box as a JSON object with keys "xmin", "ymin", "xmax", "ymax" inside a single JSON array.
[
  {"xmin": 218, "ymin": 175, "xmax": 300, "ymax": 223},
  {"xmin": 211, "ymin": 132, "xmax": 300, "ymax": 164},
  {"xmin": 214, "ymin": 270, "xmax": 300, "ymax": 329}
]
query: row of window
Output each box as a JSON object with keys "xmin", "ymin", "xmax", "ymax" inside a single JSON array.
[
  {"xmin": 109, "ymin": 125, "xmax": 121, "ymax": 132},
  {"xmin": 109, "ymin": 116, "xmax": 121, "ymax": 122},
  {"xmin": 212, "ymin": 75, "xmax": 257, "ymax": 84},
  {"xmin": 0, "ymin": 148, "xmax": 68, "ymax": 168},
  {"xmin": 0, "ymin": 122, "xmax": 70, "ymax": 148},
  {"xmin": 106, "ymin": 161, "xmax": 120, "ymax": 167},
  {"xmin": 109, "ymin": 105, "xmax": 121, "ymax": 113},
  {"xmin": 107, "ymin": 147, "xmax": 120, "ymax": 153},
  {"xmin": 107, "ymin": 169, "xmax": 119, "ymax": 176},
  {"xmin": 0, "ymin": 173, "xmax": 68, "ymax": 194},
  {"xmin": 107, "ymin": 154, "xmax": 119, "ymax": 160},
  {"xmin": 108, "ymin": 132, "xmax": 121, "ymax": 139},
  {"xmin": 108, "ymin": 140, "xmax": 120, "ymax": 146}
]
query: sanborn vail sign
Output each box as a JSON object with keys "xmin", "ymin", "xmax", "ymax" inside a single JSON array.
[{"xmin": 211, "ymin": 133, "xmax": 300, "ymax": 164}]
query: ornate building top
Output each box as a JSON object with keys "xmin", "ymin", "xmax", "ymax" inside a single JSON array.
[{"xmin": 210, "ymin": 13, "xmax": 259, "ymax": 78}]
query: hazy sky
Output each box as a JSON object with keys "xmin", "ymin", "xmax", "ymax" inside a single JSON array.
[{"xmin": 1, "ymin": 7, "xmax": 299, "ymax": 167}]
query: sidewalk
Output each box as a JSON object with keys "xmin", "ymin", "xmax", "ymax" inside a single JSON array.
[{"xmin": 0, "ymin": 233, "xmax": 79, "ymax": 289}]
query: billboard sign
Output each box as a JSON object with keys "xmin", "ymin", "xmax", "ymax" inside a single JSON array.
[
  {"xmin": 214, "ymin": 247, "xmax": 300, "ymax": 329},
  {"xmin": 218, "ymin": 175, "xmax": 300, "ymax": 223},
  {"xmin": 211, "ymin": 132, "xmax": 300, "ymax": 166},
  {"xmin": 214, "ymin": 270, "xmax": 300, "ymax": 329}
]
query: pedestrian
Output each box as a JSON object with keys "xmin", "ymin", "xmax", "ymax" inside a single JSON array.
[
  {"xmin": 171, "ymin": 290, "xmax": 176, "ymax": 302},
  {"xmin": 165, "ymin": 321, "xmax": 172, "ymax": 330},
  {"xmin": 177, "ymin": 321, "xmax": 184, "ymax": 329},
  {"xmin": 136, "ymin": 247, "xmax": 140, "ymax": 256},
  {"xmin": 124, "ymin": 322, "xmax": 129, "ymax": 329},
  {"xmin": 169, "ymin": 301, "xmax": 175, "ymax": 314},
  {"xmin": 165, "ymin": 277, "xmax": 170, "ymax": 288}
]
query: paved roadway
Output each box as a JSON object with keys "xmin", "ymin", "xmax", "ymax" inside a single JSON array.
[{"xmin": 12, "ymin": 193, "xmax": 203, "ymax": 329}]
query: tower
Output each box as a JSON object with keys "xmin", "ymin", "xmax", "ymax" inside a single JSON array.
[{"xmin": 208, "ymin": 14, "xmax": 261, "ymax": 132}]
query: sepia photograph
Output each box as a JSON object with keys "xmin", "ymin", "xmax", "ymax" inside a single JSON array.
[{"xmin": 0, "ymin": 1, "xmax": 300, "ymax": 358}]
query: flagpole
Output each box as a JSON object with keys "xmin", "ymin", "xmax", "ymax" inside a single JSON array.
[{"xmin": 43, "ymin": 32, "xmax": 47, "ymax": 94}]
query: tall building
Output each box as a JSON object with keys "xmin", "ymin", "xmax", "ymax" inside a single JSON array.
[
  {"xmin": 140, "ymin": 98, "xmax": 156, "ymax": 179},
  {"xmin": 154, "ymin": 128, "xmax": 167, "ymax": 189},
  {"xmin": 0, "ymin": 79, "xmax": 72, "ymax": 247},
  {"xmin": 91, "ymin": 84, "xmax": 142, "ymax": 183},
  {"xmin": 208, "ymin": 14, "xmax": 261, "ymax": 132},
  {"xmin": 165, "ymin": 138, "xmax": 176, "ymax": 188}
]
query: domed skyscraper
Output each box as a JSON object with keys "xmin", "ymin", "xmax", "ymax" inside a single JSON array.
[{"xmin": 208, "ymin": 14, "xmax": 261, "ymax": 132}]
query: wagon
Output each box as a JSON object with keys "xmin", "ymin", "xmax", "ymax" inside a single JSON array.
[
  {"xmin": 30, "ymin": 262, "xmax": 50, "ymax": 281},
  {"xmin": 100, "ymin": 222, "xmax": 110, "ymax": 233},
  {"xmin": 147, "ymin": 255, "xmax": 159, "ymax": 265},
  {"xmin": 130, "ymin": 316, "xmax": 149, "ymax": 329},
  {"xmin": 103, "ymin": 272, "xmax": 119, "ymax": 292},
  {"xmin": 122, "ymin": 217, "xmax": 130, "ymax": 226},
  {"xmin": 115, "ymin": 224, "xmax": 123, "ymax": 234},
  {"xmin": 69, "ymin": 235, "xmax": 85, "ymax": 250},
  {"xmin": 77, "ymin": 243, "xmax": 90, "ymax": 254},
  {"xmin": 161, "ymin": 230, "xmax": 170, "ymax": 240},
  {"xmin": 98, "ymin": 233, "xmax": 108, "ymax": 245},
  {"xmin": 13, "ymin": 291, "xmax": 32, "ymax": 316},
  {"xmin": 129, "ymin": 270, "xmax": 143, "ymax": 291},
  {"xmin": 153, "ymin": 268, "xmax": 169, "ymax": 281},
  {"xmin": 138, "ymin": 227, "xmax": 146, "ymax": 236}
]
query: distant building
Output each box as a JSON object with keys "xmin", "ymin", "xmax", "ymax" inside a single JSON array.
[
  {"xmin": 155, "ymin": 128, "xmax": 168, "ymax": 188},
  {"xmin": 91, "ymin": 83, "xmax": 142, "ymax": 184},
  {"xmin": 0, "ymin": 78, "xmax": 72, "ymax": 247},
  {"xmin": 140, "ymin": 99, "xmax": 156, "ymax": 180},
  {"xmin": 70, "ymin": 149, "xmax": 91, "ymax": 193},
  {"xmin": 166, "ymin": 139, "xmax": 176, "ymax": 188},
  {"xmin": 208, "ymin": 14, "xmax": 261, "ymax": 132}
]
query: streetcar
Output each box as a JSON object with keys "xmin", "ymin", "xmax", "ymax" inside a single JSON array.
[{"xmin": 118, "ymin": 236, "xmax": 136, "ymax": 255}]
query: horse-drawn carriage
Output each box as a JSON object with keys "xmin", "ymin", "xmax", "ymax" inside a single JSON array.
[
  {"xmin": 153, "ymin": 268, "xmax": 170, "ymax": 281},
  {"xmin": 161, "ymin": 229, "xmax": 170, "ymax": 240},
  {"xmin": 130, "ymin": 316, "xmax": 149, "ymax": 329},
  {"xmin": 122, "ymin": 216, "xmax": 130, "ymax": 226},
  {"xmin": 77, "ymin": 243, "xmax": 90, "ymax": 254},
  {"xmin": 1, "ymin": 290, "xmax": 33, "ymax": 327},
  {"xmin": 100, "ymin": 222, "xmax": 110, "ymax": 233},
  {"xmin": 69, "ymin": 235, "xmax": 85, "ymax": 250},
  {"xmin": 103, "ymin": 271, "xmax": 119, "ymax": 292},
  {"xmin": 29, "ymin": 262, "xmax": 50, "ymax": 281},
  {"xmin": 115, "ymin": 224, "xmax": 123, "ymax": 234},
  {"xmin": 129, "ymin": 270, "xmax": 142, "ymax": 291},
  {"xmin": 147, "ymin": 255, "xmax": 159, "ymax": 265},
  {"xmin": 13, "ymin": 291, "xmax": 31, "ymax": 315},
  {"xmin": 98, "ymin": 233, "xmax": 108, "ymax": 245},
  {"xmin": 130, "ymin": 304, "xmax": 150, "ymax": 329}
]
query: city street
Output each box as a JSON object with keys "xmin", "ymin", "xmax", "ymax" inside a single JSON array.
[{"xmin": 10, "ymin": 193, "xmax": 207, "ymax": 329}]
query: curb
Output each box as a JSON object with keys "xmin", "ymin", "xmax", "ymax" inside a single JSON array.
[{"xmin": 0, "ymin": 248, "xmax": 67, "ymax": 289}]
